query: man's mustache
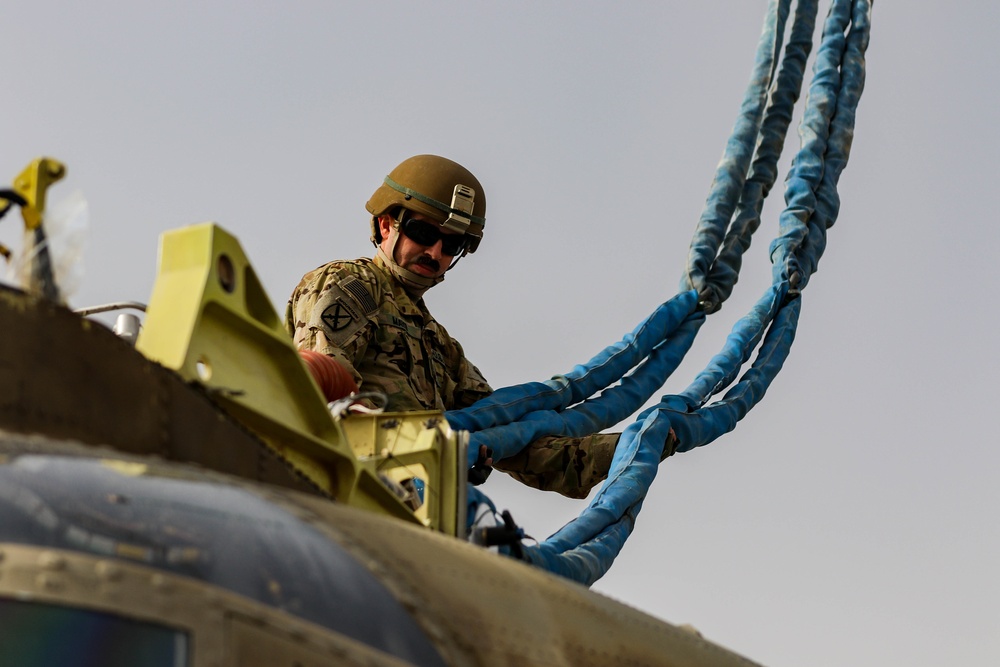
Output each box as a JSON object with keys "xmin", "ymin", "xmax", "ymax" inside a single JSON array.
[{"xmin": 414, "ymin": 256, "xmax": 440, "ymax": 273}]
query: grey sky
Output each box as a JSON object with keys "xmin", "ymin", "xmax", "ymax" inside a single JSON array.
[{"xmin": 3, "ymin": 2, "xmax": 998, "ymax": 665}]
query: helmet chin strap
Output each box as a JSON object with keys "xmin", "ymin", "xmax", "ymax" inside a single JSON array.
[{"xmin": 377, "ymin": 227, "xmax": 444, "ymax": 298}]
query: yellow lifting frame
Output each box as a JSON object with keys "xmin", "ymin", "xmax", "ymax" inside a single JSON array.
[{"xmin": 136, "ymin": 223, "xmax": 467, "ymax": 534}]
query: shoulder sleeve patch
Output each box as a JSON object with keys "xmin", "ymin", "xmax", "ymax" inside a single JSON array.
[
  {"xmin": 308, "ymin": 275, "xmax": 379, "ymax": 345},
  {"xmin": 341, "ymin": 274, "xmax": 378, "ymax": 313}
]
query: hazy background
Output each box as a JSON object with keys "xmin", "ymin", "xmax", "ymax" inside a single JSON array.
[{"xmin": 3, "ymin": 2, "xmax": 997, "ymax": 665}]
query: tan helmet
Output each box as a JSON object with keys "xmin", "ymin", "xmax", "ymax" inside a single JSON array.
[{"xmin": 366, "ymin": 155, "xmax": 486, "ymax": 253}]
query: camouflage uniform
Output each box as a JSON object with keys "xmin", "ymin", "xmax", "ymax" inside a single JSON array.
[{"xmin": 285, "ymin": 255, "xmax": 617, "ymax": 499}]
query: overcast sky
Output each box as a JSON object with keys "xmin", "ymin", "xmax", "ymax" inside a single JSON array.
[{"xmin": 4, "ymin": 2, "xmax": 998, "ymax": 665}]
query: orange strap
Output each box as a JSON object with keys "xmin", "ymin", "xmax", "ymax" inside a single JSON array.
[{"xmin": 300, "ymin": 350, "xmax": 358, "ymax": 402}]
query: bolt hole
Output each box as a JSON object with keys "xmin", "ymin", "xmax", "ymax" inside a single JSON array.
[
  {"xmin": 196, "ymin": 357, "xmax": 212, "ymax": 382},
  {"xmin": 218, "ymin": 254, "xmax": 236, "ymax": 293}
]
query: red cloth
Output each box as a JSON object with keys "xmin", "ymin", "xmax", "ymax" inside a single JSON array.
[{"xmin": 300, "ymin": 349, "xmax": 358, "ymax": 401}]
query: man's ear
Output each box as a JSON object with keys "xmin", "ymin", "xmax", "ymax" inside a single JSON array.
[{"xmin": 377, "ymin": 214, "xmax": 395, "ymax": 242}]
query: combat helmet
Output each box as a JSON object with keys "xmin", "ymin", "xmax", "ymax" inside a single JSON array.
[{"xmin": 367, "ymin": 155, "xmax": 486, "ymax": 254}]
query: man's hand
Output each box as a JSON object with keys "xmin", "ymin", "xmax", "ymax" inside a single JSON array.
[
  {"xmin": 662, "ymin": 428, "xmax": 679, "ymax": 460},
  {"xmin": 468, "ymin": 445, "xmax": 493, "ymax": 485}
]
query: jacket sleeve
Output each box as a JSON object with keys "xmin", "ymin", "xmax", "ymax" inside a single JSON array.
[
  {"xmin": 493, "ymin": 428, "xmax": 679, "ymax": 499},
  {"xmin": 492, "ymin": 433, "xmax": 620, "ymax": 500},
  {"xmin": 449, "ymin": 340, "xmax": 493, "ymax": 410},
  {"xmin": 284, "ymin": 262, "xmax": 378, "ymax": 388}
]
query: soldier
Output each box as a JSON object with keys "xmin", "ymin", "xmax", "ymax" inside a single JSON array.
[{"xmin": 286, "ymin": 155, "xmax": 667, "ymax": 499}]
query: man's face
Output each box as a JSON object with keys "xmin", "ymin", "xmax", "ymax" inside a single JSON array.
[{"xmin": 378, "ymin": 211, "xmax": 463, "ymax": 279}]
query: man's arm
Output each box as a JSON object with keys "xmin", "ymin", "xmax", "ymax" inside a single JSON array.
[
  {"xmin": 284, "ymin": 262, "xmax": 379, "ymax": 390},
  {"xmin": 493, "ymin": 429, "xmax": 679, "ymax": 499},
  {"xmin": 492, "ymin": 433, "xmax": 620, "ymax": 500},
  {"xmin": 446, "ymin": 338, "xmax": 677, "ymax": 498},
  {"xmin": 449, "ymin": 340, "xmax": 493, "ymax": 410}
]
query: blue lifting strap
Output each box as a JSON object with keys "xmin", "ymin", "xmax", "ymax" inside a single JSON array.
[{"xmin": 447, "ymin": 0, "xmax": 873, "ymax": 586}]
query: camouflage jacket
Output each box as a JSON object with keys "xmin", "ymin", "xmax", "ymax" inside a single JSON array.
[{"xmin": 285, "ymin": 255, "xmax": 618, "ymax": 498}]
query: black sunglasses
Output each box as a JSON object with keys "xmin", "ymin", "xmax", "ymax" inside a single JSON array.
[{"xmin": 399, "ymin": 216, "xmax": 471, "ymax": 256}]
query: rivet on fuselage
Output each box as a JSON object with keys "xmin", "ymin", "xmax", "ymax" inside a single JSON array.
[
  {"xmin": 36, "ymin": 573, "xmax": 63, "ymax": 591},
  {"xmin": 38, "ymin": 551, "xmax": 67, "ymax": 571},
  {"xmin": 95, "ymin": 560, "xmax": 124, "ymax": 581}
]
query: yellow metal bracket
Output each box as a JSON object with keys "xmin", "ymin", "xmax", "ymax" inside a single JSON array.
[
  {"xmin": 12, "ymin": 157, "xmax": 65, "ymax": 231},
  {"xmin": 342, "ymin": 411, "xmax": 467, "ymax": 536},
  {"xmin": 135, "ymin": 223, "xmax": 466, "ymax": 535},
  {"xmin": 3, "ymin": 158, "xmax": 66, "ymax": 301}
]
